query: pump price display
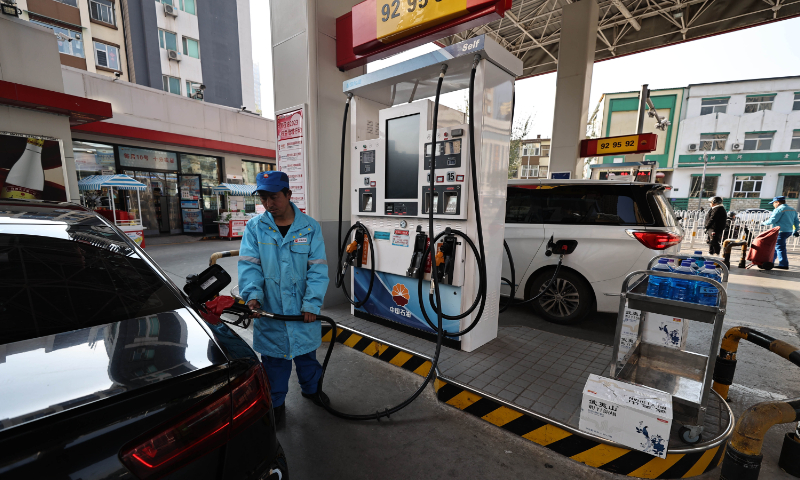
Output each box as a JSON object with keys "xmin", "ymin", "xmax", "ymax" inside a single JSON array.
[
  {"xmin": 579, "ymin": 133, "xmax": 658, "ymax": 158},
  {"xmin": 378, "ymin": 0, "xmax": 465, "ymax": 43}
]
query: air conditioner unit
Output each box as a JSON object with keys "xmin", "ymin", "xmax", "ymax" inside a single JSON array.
[
  {"xmin": 688, "ymin": 143, "xmax": 698, "ymax": 151},
  {"xmin": 731, "ymin": 142, "xmax": 742, "ymax": 151},
  {"xmin": 167, "ymin": 49, "xmax": 181, "ymax": 61},
  {"xmin": 164, "ymin": 3, "xmax": 177, "ymax": 16}
]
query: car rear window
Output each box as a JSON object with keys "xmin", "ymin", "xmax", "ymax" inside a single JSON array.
[
  {"xmin": 648, "ymin": 189, "xmax": 678, "ymax": 227},
  {"xmin": 505, "ymin": 184, "xmax": 656, "ymax": 226},
  {"xmin": 0, "ymin": 224, "xmax": 184, "ymax": 345}
]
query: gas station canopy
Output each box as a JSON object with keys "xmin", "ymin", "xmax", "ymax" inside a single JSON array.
[{"xmin": 435, "ymin": 0, "xmax": 800, "ymax": 78}]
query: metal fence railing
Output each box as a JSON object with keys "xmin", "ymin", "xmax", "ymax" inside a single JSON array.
[{"xmin": 674, "ymin": 209, "xmax": 800, "ymax": 253}]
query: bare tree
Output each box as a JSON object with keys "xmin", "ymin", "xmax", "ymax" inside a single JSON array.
[{"xmin": 508, "ymin": 115, "xmax": 532, "ymax": 179}]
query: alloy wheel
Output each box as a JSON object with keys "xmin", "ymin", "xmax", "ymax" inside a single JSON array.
[{"xmin": 537, "ymin": 278, "xmax": 580, "ymax": 317}]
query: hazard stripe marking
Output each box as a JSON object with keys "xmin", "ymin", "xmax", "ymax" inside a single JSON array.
[
  {"xmin": 319, "ymin": 324, "xmax": 725, "ymax": 478},
  {"xmin": 570, "ymin": 444, "xmax": 630, "ymax": 468}
]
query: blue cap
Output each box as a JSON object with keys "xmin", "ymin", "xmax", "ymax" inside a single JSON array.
[
  {"xmin": 694, "ymin": 251, "xmax": 702, "ymax": 255},
  {"xmin": 772, "ymin": 196, "xmax": 786, "ymax": 203},
  {"xmin": 255, "ymin": 171, "xmax": 290, "ymax": 193},
  {"xmin": 658, "ymin": 258, "xmax": 669, "ymax": 263}
]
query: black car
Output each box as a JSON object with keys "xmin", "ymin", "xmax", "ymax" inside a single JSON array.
[{"xmin": 0, "ymin": 200, "xmax": 287, "ymax": 479}]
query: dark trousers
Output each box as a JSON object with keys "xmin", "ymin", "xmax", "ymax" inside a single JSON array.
[
  {"xmin": 775, "ymin": 231, "xmax": 792, "ymax": 267},
  {"xmin": 261, "ymin": 350, "xmax": 322, "ymax": 407},
  {"xmin": 708, "ymin": 231, "xmax": 722, "ymax": 255}
]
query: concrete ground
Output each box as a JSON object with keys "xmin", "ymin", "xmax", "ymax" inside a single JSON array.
[{"xmin": 145, "ymin": 238, "xmax": 800, "ymax": 479}]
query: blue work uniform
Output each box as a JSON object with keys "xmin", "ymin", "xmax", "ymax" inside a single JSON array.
[
  {"xmin": 238, "ymin": 202, "xmax": 329, "ymax": 406},
  {"xmin": 762, "ymin": 204, "xmax": 800, "ymax": 268}
]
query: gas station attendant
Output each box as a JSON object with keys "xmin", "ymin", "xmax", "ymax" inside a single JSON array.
[{"xmin": 238, "ymin": 171, "xmax": 330, "ymax": 424}]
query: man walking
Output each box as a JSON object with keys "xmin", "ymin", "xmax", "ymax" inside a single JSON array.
[
  {"xmin": 238, "ymin": 171, "xmax": 330, "ymax": 427},
  {"xmin": 704, "ymin": 196, "xmax": 727, "ymax": 255},
  {"xmin": 762, "ymin": 196, "xmax": 800, "ymax": 270}
]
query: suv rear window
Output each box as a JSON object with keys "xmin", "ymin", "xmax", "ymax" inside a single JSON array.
[
  {"xmin": 506, "ymin": 184, "xmax": 665, "ymax": 226},
  {"xmin": 0, "ymin": 224, "xmax": 184, "ymax": 345}
]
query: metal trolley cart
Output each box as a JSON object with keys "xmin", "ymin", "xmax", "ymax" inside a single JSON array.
[{"xmin": 610, "ymin": 255, "xmax": 729, "ymax": 445}]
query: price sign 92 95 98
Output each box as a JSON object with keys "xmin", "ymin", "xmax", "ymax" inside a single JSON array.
[{"xmin": 377, "ymin": 0, "xmax": 468, "ymax": 43}]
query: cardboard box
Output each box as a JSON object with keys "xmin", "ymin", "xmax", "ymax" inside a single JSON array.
[
  {"xmin": 579, "ymin": 374, "xmax": 673, "ymax": 459},
  {"xmin": 642, "ymin": 313, "xmax": 688, "ymax": 350},
  {"xmin": 617, "ymin": 307, "xmax": 642, "ymax": 363}
]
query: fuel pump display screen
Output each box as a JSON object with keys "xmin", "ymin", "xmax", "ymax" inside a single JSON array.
[
  {"xmin": 385, "ymin": 114, "xmax": 420, "ymax": 199},
  {"xmin": 424, "ymin": 139, "xmax": 462, "ymax": 170}
]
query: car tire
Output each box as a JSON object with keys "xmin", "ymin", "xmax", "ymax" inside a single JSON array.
[{"xmin": 525, "ymin": 269, "xmax": 594, "ymax": 325}]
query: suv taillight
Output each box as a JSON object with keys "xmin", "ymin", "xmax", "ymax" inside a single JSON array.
[
  {"xmin": 120, "ymin": 364, "xmax": 271, "ymax": 479},
  {"xmin": 626, "ymin": 230, "xmax": 682, "ymax": 250}
]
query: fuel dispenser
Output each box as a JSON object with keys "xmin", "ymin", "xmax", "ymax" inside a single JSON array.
[{"xmin": 340, "ymin": 36, "xmax": 523, "ymax": 352}]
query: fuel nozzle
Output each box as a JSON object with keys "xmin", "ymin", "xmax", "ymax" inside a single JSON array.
[
  {"xmin": 435, "ymin": 228, "xmax": 458, "ymax": 285},
  {"xmin": 406, "ymin": 226, "xmax": 428, "ymax": 278},
  {"xmin": 341, "ymin": 223, "xmax": 368, "ymax": 276}
]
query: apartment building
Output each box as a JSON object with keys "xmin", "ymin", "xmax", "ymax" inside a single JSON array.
[
  {"xmin": 512, "ymin": 136, "xmax": 551, "ymax": 179},
  {"xmin": 671, "ymin": 76, "xmax": 800, "ymax": 211},
  {"xmin": 15, "ymin": 0, "xmax": 132, "ymax": 80},
  {"xmin": 14, "ymin": 0, "xmax": 256, "ymax": 110}
]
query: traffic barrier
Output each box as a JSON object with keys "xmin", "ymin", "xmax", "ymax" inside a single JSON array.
[
  {"xmin": 719, "ymin": 398, "xmax": 800, "ymax": 480},
  {"xmin": 712, "ymin": 327, "xmax": 800, "ymax": 401}
]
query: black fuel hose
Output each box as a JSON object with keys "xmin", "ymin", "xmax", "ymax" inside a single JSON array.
[
  {"xmin": 416, "ymin": 55, "xmax": 488, "ymax": 337},
  {"xmin": 499, "ymin": 238, "xmax": 565, "ymax": 312},
  {"xmin": 335, "ymin": 93, "xmax": 376, "ymax": 308},
  {"xmin": 234, "ymin": 64, "xmax": 450, "ymax": 421}
]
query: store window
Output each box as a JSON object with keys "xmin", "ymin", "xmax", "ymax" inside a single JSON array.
[
  {"xmin": 72, "ymin": 140, "xmax": 116, "ymax": 180},
  {"xmin": 699, "ymin": 133, "xmax": 728, "ymax": 151},
  {"xmin": 242, "ymin": 161, "xmax": 275, "ymax": 184},
  {"xmin": 733, "ymin": 175, "xmax": 763, "ymax": 198},
  {"xmin": 158, "ymin": 29, "xmax": 178, "ymax": 51},
  {"xmin": 94, "ymin": 42, "xmax": 120, "ymax": 71},
  {"xmin": 182, "ymin": 37, "xmax": 200, "ymax": 59},
  {"xmin": 689, "ymin": 176, "xmax": 719, "ymax": 198},
  {"xmin": 791, "ymin": 131, "xmax": 800, "ymax": 150},
  {"xmin": 89, "ymin": 0, "xmax": 115, "ymax": 25},
  {"xmin": 181, "ymin": 0, "xmax": 196, "ymax": 14},
  {"xmin": 700, "ymin": 98, "xmax": 728, "ymax": 116},
  {"xmin": 744, "ymin": 95, "xmax": 774, "ymax": 113},
  {"xmin": 162, "ymin": 75, "xmax": 181, "ymax": 95},
  {"xmin": 778, "ymin": 176, "xmax": 800, "ymax": 199},
  {"xmin": 743, "ymin": 132, "xmax": 774, "ymax": 151},
  {"xmin": 180, "ymin": 154, "xmax": 221, "ymax": 210},
  {"xmin": 30, "ymin": 20, "xmax": 85, "ymax": 58}
]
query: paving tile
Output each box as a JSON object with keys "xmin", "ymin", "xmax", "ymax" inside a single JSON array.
[
  {"xmin": 536, "ymin": 394, "xmax": 560, "ymax": 407},
  {"xmin": 531, "ymin": 402, "xmax": 554, "ymax": 415},
  {"xmin": 489, "ymin": 378, "xmax": 509, "ymax": 389},
  {"xmin": 470, "ymin": 378, "xmax": 491, "ymax": 390},
  {"xmin": 483, "ymin": 384, "xmax": 502, "ymax": 395},
  {"xmin": 497, "ymin": 389, "xmax": 518, "ymax": 402},
  {"xmin": 499, "ymin": 372, "xmax": 518, "ymax": 382},
  {"xmin": 456, "ymin": 374, "xmax": 475, "ymax": 383},
  {"xmin": 549, "ymin": 408, "xmax": 572, "ymax": 423},
  {"xmin": 515, "ymin": 396, "xmax": 536, "ymax": 409},
  {"xmin": 542, "ymin": 388, "xmax": 563, "ymax": 400},
  {"xmin": 504, "ymin": 383, "xmax": 524, "ymax": 395},
  {"xmin": 511, "ymin": 377, "xmax": 529, "ymax": 388},
  {"xmin": 549, "ymin": 383, "xmax": 570, "ymax": 394}
]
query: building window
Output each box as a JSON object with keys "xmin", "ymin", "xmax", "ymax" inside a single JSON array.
[
  {"xmin": 89, "ymin": 0, "xmax": 115, "ymax": 25},
  {"xmin": 733, "ymin": 175, "xmax": 763, "ymax": 198},
  {"xmin": 743, "ymin": 132, "xmax": 774, "ymax": 151},
  {"xmin": 700, "ymin": 98, "xmax": 728, "ymax": 115},
  {"xmin": 158, "ymin": 29, "xmax": 178, "ymax": 51},
  {"xmin": 690, "ymin": 176, "xmax": 718, "ymax": 198},
  {"xmin": 541, "ymin": 145, "xmax": 550, "ymax": 157},
  {"xmin": 779, "ymin": 176, "xmax": 800, "ymax": 199},
  {"xmin": 181, "ymin": 0, "xmax": 197, "ymax": 14},
  {"xmin": 94, "ymin": 42, "xmax": 120, "ymax": 70},
  {"xmin": 744, "ymin": 95, "xmax": 774, "ymax": 113},
  {"xmin": 792, "ymin": 131, "xmax": 800, "ymax": 150},
  {"xmin": 699, "ymin": 133, "xmax": 728, "ymax": 151},
  {"xmin": 30, "ymin": 21, "xmax": 85, "ymax": 58},
  {"xmin": 519, "ymin": 165, "xmax": 539, "ymax": 179},
  {"xmin": 539, "ymin": 166, "xmax": 548, "ymax": 178},
  {"xmin": 182, "ymin": 37, "xmax": 200, "ymax": 59},
  {"xmin": 242, "ymin": 161, "xmax": 274, "ymax": 185},
  {"xmin": 158, "ymin": 0, "xmax": 174, "ymax": 5},
  {"xmin": 162, "ymin": 75, "xmax": 181, "ymax": 95},
  {"xmin": 794, "ymin": 94, "xmax": 800, "ymax": 111},
  {"xmin": 54, "ymin": 0, "xmax": 78, "ymax": 6},
  {"xmin": 186, "ymin": 81, "xmax": 204, "ymax": 100}
]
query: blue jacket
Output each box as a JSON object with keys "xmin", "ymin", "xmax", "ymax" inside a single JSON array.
[
  {"xmin": 762, "ymin": 204, "xmax": 800, "ymax": 233},
  {"xmin": 238, "ymin": 203, "xmax": 329, "ymax": 359}
]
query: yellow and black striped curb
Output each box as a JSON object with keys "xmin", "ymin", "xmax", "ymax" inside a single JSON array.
[{"xmin": 321, "ymin": 325, "xmax": 726, "ymax": 478}]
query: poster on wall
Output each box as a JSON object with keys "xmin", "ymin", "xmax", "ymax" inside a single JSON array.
[
  {"xmin": 0, "ymin": 132, "xmax": 68, "ymax": 201},
  {"xmin": 276, "ymin": 105, "xmax": 308, "ymax": 212},
  {"xmin": 181, "ymin": 209, "xmax": 204, "ymax": 233}
]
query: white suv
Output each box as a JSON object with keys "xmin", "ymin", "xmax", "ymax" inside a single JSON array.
[{"xmin": 502, "ymin": 179, "xmax": 683, "ymax": 324}]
